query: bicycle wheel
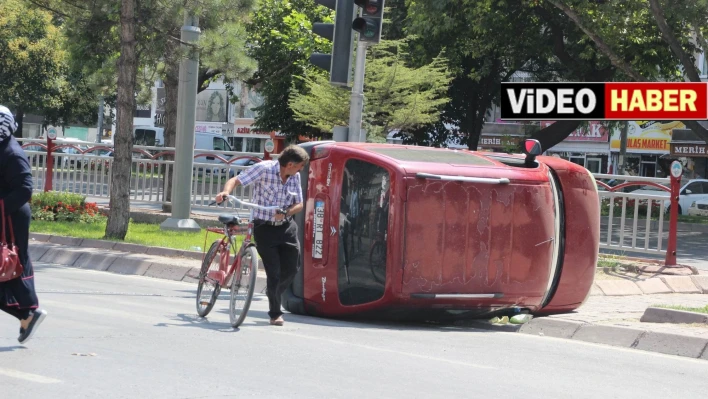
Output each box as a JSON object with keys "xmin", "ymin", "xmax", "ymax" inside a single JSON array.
[
  {"xmin": 229, "ymin": 246, "xmax": 259, "ymax": 328},
  {"xmin": 196, "ymin": 240, "xmax": 224, "ymax": 317},
  {"xmin": 369, "ymin": 241, "xmax": 386, "ymax": 284}
]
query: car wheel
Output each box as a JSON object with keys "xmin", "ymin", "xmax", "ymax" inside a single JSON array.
[{"xmin": 667, "ymin": 205, "xmax": 683, "ymax": 216}]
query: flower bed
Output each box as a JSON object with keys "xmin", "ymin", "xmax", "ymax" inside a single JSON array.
[
  {"xmin": 600, "ymin": 197, "xmax": 664, "ymax": 219},
  {"xmin": 30, "ymin": 191, "xmax": 105, "ymax": 224}
]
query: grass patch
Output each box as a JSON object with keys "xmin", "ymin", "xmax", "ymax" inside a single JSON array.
[
  {"xmin": 676, "ymin": 215, "xmax": 708, "ymax": 224},
  {"xmin": 597, "ymin": 254, "xmax": 622, "ymax": 268},
  {"xmin": 653, "ymin": 304, "xmax": 708, "ymax": 315},
  {"xmin": 30, "ymin": 220, "xmax": 244, "ymax": 252}
]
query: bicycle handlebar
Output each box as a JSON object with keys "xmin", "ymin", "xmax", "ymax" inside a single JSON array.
[{"xmin": 217, "ymin": 195, "xmax": 282, "ymax": 211}]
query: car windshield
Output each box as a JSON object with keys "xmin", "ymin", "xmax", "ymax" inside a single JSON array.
[{"xmin": 368, "ymin": 148, "xmax": 494, "ymax": 165}]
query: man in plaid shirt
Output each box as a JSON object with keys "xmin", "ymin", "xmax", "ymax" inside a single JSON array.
[{"xmin": 216, "ymin": 145, "xmax": 309, "ymax": 326}]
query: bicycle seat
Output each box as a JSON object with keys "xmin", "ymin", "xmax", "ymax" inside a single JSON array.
[{"xmin": 218, "ymin": 214, "xmax": 241, "ymax": 225}]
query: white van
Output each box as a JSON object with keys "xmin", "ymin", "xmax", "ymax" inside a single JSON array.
[
  {"xmin": 133, "ymin": 125, "xmax": 234, "ymax": 172},
  {"xmin": 133, "ymin": 125, "xmax": 232, "ymax": 153}
]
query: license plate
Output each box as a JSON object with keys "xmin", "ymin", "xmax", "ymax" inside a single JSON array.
[{"xmin": 313, "ymin": 200, "xmax": 325, "ymax": 259}]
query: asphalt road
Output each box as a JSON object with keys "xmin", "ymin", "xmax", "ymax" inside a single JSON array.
[{"xmin": 2, "ymin": 264, "xmax": 707, "ymax": 399}]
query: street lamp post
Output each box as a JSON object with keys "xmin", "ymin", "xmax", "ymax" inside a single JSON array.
[{"xmin": 161, "ymin": 12, "xmax": 201, "ymax": 232}]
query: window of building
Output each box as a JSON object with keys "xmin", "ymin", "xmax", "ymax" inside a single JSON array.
[
  {"xmin": 228, "ymin": 137, "xmax": 244, "ymax": 152},
  {"xmin": 586, "ymin": 158, "xmax": 602, "ymax": 173},
  {"xmin": 640, "ymin": 155, "xmax": 658, "ymax": 177},
  {"xmin": 245, "ymin": 138, "xmax": 262, "ymax": 153}
]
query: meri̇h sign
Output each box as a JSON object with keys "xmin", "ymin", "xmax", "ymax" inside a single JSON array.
[{"xmin": 610, "ymin": 121, "xmax": 684, "ymax": 153}]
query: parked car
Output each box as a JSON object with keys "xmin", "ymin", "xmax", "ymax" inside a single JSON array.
[
  {"xmin": 687, "ymin": 199, "xmax": 708, "ymax": 217},
  {"xmin": 227, "ymin": 156, "xmax": 262, "ymax": 178},
  {"xmin": 665, "ymin": 179, "xmax": 708, "ymax": 215}
]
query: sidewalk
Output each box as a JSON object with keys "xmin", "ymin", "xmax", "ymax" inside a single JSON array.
[{"xmin": 29, "ymin": 234, "xmax": 708, "ymax": 361}]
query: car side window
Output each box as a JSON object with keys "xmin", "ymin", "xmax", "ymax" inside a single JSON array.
[
  {"xmin": 702, "ymin": 182, "xmax": 708, "ymax": 194},
  {"xmin": 338, "ymin": 159, "xmax": 390, "ymax": 306},
  {"xmin": 213, "ymin": 137, "xmax": 228, "ymax": 152},
  {"xmin": 686, "ymin": 182, "xmax": 703, "ymax": 194}
]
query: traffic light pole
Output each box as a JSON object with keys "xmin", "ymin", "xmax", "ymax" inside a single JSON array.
[{"xmin": 348, "ymin": 40, "xmax": 368, "ymax": 142}]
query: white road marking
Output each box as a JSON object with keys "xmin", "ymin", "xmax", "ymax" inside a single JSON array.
[
  {"xmin": 269, "ymin": 330, "xmax": 497, "ymax": 370},
  {"xmin": 0, "ymin": 368, "xmax": 62, "ymax": 383}
]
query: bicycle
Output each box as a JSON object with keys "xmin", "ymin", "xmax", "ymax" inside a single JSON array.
[{"xmin": 196, "ymin": 195, "xmax": 281, "ymax": 328}]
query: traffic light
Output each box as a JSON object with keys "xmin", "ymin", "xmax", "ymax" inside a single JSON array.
[
  {"xmin": 352, "ymin": 0, "xmax": 384, "ymax": 43},
  {"xmin": 311, "ymin": 0, "xmax": 355, "ymax": 86}
]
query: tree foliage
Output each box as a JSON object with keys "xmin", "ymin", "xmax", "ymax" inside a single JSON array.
[
  {"xmin": 245, "ymin": 0, "xmax": 332, "ymax": 139},
  {"xmin": 0, "ymin": 0, "xmax": 96, "ymax": 133},
  {"xmin": 289, "ymin": 38, "xmax": 452, "ymax": 141},
  {"xmin": 547, "ymin": 0, "xmax": 708, "ymax": 143}
]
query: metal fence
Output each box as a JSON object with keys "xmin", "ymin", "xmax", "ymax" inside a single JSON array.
[
  {"xmin": 19, "ymin": 138, "xmax": 264, "ymax": 213},
  {"xmin": 593, "ymin": 173, "xmax": 680, "ymax": 265}
]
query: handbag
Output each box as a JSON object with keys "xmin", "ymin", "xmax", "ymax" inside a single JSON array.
[{"xmin": 0, "ymin": 200, "xmax": 22, "ymax": 282}]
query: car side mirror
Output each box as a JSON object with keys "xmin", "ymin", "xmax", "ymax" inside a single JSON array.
[
  {"xmin": 523, "ymin": 139, "xmax": 543, "ymax": 166},
  {"xmin": 685, "ymin": 189, "xmax": 692, "ymax": 195}
]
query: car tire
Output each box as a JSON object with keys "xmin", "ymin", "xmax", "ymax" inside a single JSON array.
[{"xmin": 667, "ymin": 204, "xmax": 683, "ymax": 216}]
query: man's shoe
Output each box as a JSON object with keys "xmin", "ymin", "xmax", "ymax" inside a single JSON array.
[
  {"xmin": 269, "ymin": 316, "xmax": 284, "ymax": 326},
  {"xmin": 18, "ymin": 309, "xmax": 47, "ymax": 344}
]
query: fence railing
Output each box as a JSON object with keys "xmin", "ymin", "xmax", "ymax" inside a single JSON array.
[
  {"xmin": 18, "ymin": 138, "xmax": 264, "ymax": 213},
  {"xmin": 593, "ymin": 173, "xmax": 680, "ymax": 265}
]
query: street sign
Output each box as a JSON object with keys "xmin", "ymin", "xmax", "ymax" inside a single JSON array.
[
  {"xmin": 47, "ymin": 128, "xmax": 57, "ymax": 140},
  {"xmin": 670, "ymin": 160, "xmax": 683, "ymax": 178},
  {"xmin": 264, "ymin": 138, "xmax": 275, "ymax": 153}
]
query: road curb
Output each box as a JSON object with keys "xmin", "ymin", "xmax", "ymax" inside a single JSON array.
[
  {"xmin": 640, "ymin": 307, "xmax": 708, "ymax": 324},
  {"xmin": 518, "ymin": 317, "xmax": 708, "ymax": 360},
  {"xmin": 30, "ymin": 232, "xmax": 205, "ymax": 261},
  {"xmin": 30, "ymin": 232, "xmax": 703, "ymax": 297},
  {"xmin": 31, "ymin": 242, "xmax": 267, "ymax": 292}
]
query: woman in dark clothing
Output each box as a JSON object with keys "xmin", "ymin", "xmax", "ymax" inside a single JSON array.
[{"xmin": 0, "ymin": 105, "xmax": 47, "ymax": 344}]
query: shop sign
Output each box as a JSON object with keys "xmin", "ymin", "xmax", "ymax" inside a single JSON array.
[
  {"xmin": 540, "ymin": 121, "xmax": 609, "ymax": 142},
  {"xmin": 477, "ymin": 135, "xmax": 521, "ymax": 149},
  {"xmin": 195, "ymin": 122, "xmax": 223, "ymax": 134},
  {"xmin": 670, "ymin": 143, "xmax": 708, "ymax": 157},
  {"xmin": 610, "ymin": 121, "xmax": 684, "ymax": 153}
]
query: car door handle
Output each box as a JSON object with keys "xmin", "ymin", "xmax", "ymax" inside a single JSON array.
[{"xmin": 416, "ymin": 173, "xmax": 510, "ymax": 185}]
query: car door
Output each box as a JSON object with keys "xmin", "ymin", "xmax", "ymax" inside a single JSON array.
[
  {"xmin": 680, "ymin": 181, "xmax": 705, "ymax": 213},
  {"xmin": 698, "ymin": 181, "xmax": 708, "ymax": 208}
]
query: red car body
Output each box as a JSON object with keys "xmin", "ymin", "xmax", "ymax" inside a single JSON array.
[{"xmin": 284, "ymin": 141, "xmax": 599, "ymax": 320}]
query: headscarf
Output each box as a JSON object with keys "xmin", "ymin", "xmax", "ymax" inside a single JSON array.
[{"xmin": 0, "ymin": 105, "xmax": 18, "ymax": 139}]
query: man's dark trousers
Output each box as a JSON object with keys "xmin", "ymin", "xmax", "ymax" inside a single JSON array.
[{"xmin": 253, "ymin": 220, "xmax": 300, "ymax": 319}]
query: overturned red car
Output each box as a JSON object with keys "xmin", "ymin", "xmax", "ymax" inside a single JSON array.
[{"xmin": 283, "ymin": 140, "xmax": 600, "ymax": 320}]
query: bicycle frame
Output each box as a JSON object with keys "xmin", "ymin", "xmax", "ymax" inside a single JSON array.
[
  {"xmin": 205, "ymin": 212, "xmax": 256, "ymax": 287},
  {"xmin": 204, "ymin": 195, "xmax": 280, "ymax": 287}
]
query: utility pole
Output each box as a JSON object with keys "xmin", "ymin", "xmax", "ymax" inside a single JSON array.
[
  {"xmin": 347, "ymin": 41, "xmax": 367, "ymax": 142},
  {"xmin": 161, "ymin": 12, "xmax": 201, "ymax": 232}
]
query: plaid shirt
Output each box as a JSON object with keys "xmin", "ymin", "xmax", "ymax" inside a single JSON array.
[{"xmin": 237, "ymin": 160, "xmax": 303, "ymax": 221}]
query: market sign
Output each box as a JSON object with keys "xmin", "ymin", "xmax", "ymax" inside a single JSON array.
[
  {"xmin": 610, "ymin": 120, "xmax": 684, "ymax": 153},
  {"xmin": 670, "ymin": 143, "xmax": 708, "ymax": 157}
]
